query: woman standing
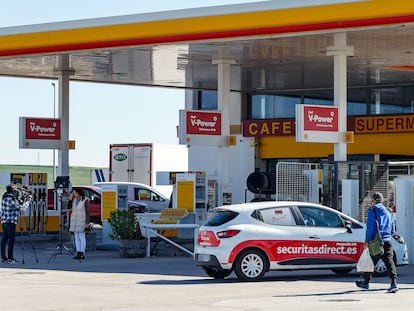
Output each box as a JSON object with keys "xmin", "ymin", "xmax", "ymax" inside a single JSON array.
[{"xmin": 69, "ymin": 189, "xmax": 90, "ymax": 259}]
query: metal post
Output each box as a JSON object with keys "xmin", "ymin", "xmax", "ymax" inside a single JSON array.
[
  {"xmin": 212, "ymin": 46, "xmax": 236, "ymax": 206},
  {"xmin": 51, "ymin": 82, "xmax": 56, "ymax": 183}
]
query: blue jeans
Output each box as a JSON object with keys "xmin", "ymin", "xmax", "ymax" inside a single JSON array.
[{"xmin": 1, "ymin": 222, "xmax": 17, "ymax": 260}]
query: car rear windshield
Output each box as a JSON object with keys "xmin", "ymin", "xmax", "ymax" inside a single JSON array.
[{"xmin": 204, "ymin": 210, "xmax": 239, "ymax": 226}]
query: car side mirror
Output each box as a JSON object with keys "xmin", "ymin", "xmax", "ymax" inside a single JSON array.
[{"xmin": 345, "ymin": 220, "xmax": 352, "ymax": 233}]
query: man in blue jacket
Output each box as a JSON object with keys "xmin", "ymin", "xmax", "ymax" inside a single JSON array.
[{"xmin": 356, "ymin": 192, "xmax": 399, "ymax": 293}]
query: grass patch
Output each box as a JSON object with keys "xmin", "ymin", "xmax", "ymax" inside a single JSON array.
[{"xmin": 0, "ymin": 164, "xmax": 106, "ymax": 189}]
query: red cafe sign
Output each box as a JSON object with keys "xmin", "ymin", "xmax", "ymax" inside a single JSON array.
[
  {"xmin": 186, "ymin": 111, "xmax": 221, "ymax": 136},
  {"xmin": 25, "ymin": 118, "xmax": 60, "ymax": 140},
  {"xmin": 244, "ymin": 114, "xmax": 414, "ymax": 138},
  {"xmin": 243, "ymin": 119, "xmax": 295, "ymax": 137}
]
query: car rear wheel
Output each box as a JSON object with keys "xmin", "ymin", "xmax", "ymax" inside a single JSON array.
[
  {"xmin": 202, "ymin": 267, "xmax": 232, "ymax": 279},
  {"xmin": 331, "ymin": 268, "xmax": 352, "ymax": 275},
  {"xmin": 234, "ymin": 249, "xmax": 268, "ymax": 281}
]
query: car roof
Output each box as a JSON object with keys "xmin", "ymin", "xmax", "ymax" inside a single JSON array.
[
  {"xmin": 93, "ymin": 181, "xmax": 149, "ymax": 187},
  {"xmin": 215, "ymin": 201, "xmax": 324, "ymax": 212},
  {"xmin": 48, "ymin": 185, "xmax": 99, "ymax": 192},
  {"xmin": 74, "ymin": 185, "xmax": 99, "ymax": 190},
  {"xmin": 214, "ymin": 201, "xmax": 362, "ymax": 224},
  {"xmin": 92, "ymin": 181, "xmax": 168, "ymax": 198}
]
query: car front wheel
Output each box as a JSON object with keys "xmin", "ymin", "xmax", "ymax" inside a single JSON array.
[
  {"xmin": 202, "ymin": 267, "xmax": 232, "ymax": 279},
  {"xmin": 331, "ymin": 268, "xmax": 352, "ymax": 275},
  {"xmin": 234, "ymin": 249, "xmax": 268, "ymax": 281}
]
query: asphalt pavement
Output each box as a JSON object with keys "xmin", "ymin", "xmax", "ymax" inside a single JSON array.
[{"xmin": 0, "ymin": 239, "xmax": 413, "ymax": 311}]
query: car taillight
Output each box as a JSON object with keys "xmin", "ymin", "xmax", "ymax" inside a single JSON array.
[
  {"xmin": 217, "ymin": 230, "xmax": 240, "ymax": 238},
  {"xmin": 197, "ymin": 230, "xmax": 220, "ymax": 247}
]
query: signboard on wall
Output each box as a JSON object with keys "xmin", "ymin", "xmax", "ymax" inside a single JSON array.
[
  {"xmin": 295, "ymin": 104, "xmax": 340, "ymax": 143},
  {"xmin": 19, "ymin": 117, "xmax": 61, "ymax": 149},
  {"xmin": 179, "ymin": 110, "xmax": 223, "ymax": 146},
  {"xmin": 186, "ymin": 110, "xmax": 221, "ymax": 135},
  {"xmin": 243, "ymin": 114, "xmax": 414, "ymax": 138},
  {"xmin": 243, "ymin": 118, "xmax": 295, "ymax": 137}
]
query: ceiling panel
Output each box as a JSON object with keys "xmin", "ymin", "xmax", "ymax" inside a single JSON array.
[{"xmin": 1, "ymin": 24, "xmax": 414, "ymax": 105}]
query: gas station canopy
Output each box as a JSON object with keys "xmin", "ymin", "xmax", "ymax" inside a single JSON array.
[{"xmin": 1, "ymin": 0, "xmax": 414, "ymax": 104}]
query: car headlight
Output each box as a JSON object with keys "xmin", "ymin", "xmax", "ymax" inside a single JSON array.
[{"xmin": 393, "ymin": 233, "xmax": 405, "ymax": 244}]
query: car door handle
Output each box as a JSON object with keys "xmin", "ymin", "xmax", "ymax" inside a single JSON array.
[{"xmin": 308, "ymin": 235, "xmax": 320, "ymax": 239}]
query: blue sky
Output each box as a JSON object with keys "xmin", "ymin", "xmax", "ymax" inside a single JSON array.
[{"xmin": 0, "ymin": 0, "xmax": 261, "ymax": 167}]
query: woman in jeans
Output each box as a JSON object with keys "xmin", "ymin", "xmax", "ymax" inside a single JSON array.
[{"xmin": 69, "ymin": 189, "xmax": 90, "ymax": 259}]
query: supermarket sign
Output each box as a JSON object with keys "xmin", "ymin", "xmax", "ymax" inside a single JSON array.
[
  {"xmin": 19, "ymin": 117, "xmax": 61, "ymax": 149},
  {"xmin": 296, "ymin": 105, "xmax": 340, "ymax": 143}
]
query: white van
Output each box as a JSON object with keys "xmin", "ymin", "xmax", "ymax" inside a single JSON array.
[{"xmin": 93, "ymin": 181, "xmax": 170, "ymax": 213}]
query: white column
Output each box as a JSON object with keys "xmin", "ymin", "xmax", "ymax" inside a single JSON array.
[
  {"xmin": 327, "ymin": 32, "xmax": 354, "ymax": 161},
  {"xmin": 212, "ymin": 48, "xmax": 236, "ymax": 205},
  {"xmin": 54, "ymin": 54, "xmax": 74, "ymax": 177}
]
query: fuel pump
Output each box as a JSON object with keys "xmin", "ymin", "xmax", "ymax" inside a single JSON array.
[
  {"xmin": 100, "ymin": 183, "xmax": 128, "ymax": 245},
  {"xmin": 0, "ymin": 172, "xmax": 48, "ymax": 233}
]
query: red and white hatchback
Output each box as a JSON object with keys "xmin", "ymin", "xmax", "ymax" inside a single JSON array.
[{"xmin": 194, "ymin": 201, "xmax": 408, "ymax": 281}]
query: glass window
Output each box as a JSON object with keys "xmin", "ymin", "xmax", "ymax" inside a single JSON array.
[
  {"xmin": 246, "ymin": 86, "xmax": 414, "ymax": 120},
  {"xmin": 134, "ymin": 188, "xmax": 164, "ymax": 202},
  {"xmin": 204, "ymin": 210, "xmax": 239, "ymax": 226},
  {"xmin": 197, "ymin": 90, "xmax": 218, "ymax": 110},
  {"xmin": 135, "ymin": 188, "xmax": 150, "ymax": 200},
  {"xmin": 251, "ymin": 95, "xmax": 299, "ymax": 119},
  {"xmin": 298, "ymin": 206, "xmax": 343, "ymax": 228},
  {"xmin": 255, "ymin": 206, "xmax": 296, "ymax": 226}
]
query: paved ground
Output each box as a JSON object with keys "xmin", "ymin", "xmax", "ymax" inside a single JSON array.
[{"xmin": 0, "ymin": 239, "xmax": 413, "ymax": 311}]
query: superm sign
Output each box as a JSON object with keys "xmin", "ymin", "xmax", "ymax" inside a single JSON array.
[
  {"xmin": 296, "ymin": 104, "xmax": 340, "ymax": 143},
  {"xmin": 19, "ymin": 117, "xmax": 61, "ymax": 149}
]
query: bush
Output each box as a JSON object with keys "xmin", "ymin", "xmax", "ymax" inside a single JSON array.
[{"xmin": 107, "ymin": 209, "xmax": 143, "ymax": 240}]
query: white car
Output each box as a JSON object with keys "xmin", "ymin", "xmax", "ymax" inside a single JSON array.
[
  {"xmin": 93, "ymin": 182, "xmax": 170, "ymax": 213},
  {"xmin": 194, "ymin": 201, "xmax": 408, "ymax": 281}
]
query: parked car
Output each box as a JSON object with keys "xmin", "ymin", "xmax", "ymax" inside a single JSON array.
[
  {"xmin": 93, "ymin": 182, "xmax": 170, "ymax": 213},
  {"xmin": 47, "ymin": 186, "xmax": 102, "ymax": 224},
  {"xmin": 194, "ymin": 201, "xmax": 409, "ymax": 281}
]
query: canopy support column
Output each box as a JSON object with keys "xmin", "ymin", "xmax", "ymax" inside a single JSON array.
[
  {"xmin": 54, "ymin": 54, "xmax": 74, "ymax": 177},
  {"xmin": 327, "ymin": 32, "xmax": 354, "ymax": 161},
  {"xmin": 212, "ymin": 48, "xmax": 236, "ymax": 205}
]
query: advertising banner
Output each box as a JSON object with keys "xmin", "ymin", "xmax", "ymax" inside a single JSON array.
[
  {"xmin": 186, "ymin": 111, "xmax": 221, "ymax": 135},
  {"xmin": 19, "ymin": 117, "xmax": 62, "ymax": 149},
  {"xmin": 296, "ymin": 105, "xmax": 340, "ymax": 143},
  {"xmin": 179, "ymin": 110, "xmax": 223, "ymax": 146},
  {"xmin": 24, "ymin": 118, "xmax": 60, "ymax": 140}
]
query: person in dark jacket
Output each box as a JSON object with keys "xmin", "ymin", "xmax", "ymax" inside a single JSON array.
[
  {"xmin": 1, "ymin": 185, "xmax": 22, "ymax": 263},
  {"xmin": 355, "ymin": 192, "xmax": 399, "ymax": 293}
]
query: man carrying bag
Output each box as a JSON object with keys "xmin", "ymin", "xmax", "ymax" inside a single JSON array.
[{"xmin": 355, "ymin": 192, "xmax": 399, "ymax": 293}]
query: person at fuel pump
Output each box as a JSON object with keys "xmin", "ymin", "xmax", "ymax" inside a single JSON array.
[
  {"xmin": 69, "ymin": 189, "xmax": 90, "ymax": 260},
  {"xmin": 1, "ymin": 185, "xmax": 22, "ymax": 263},
  {"xmin": 355, "ymin": 192, "xmax": 399, "ymax": 293}
]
